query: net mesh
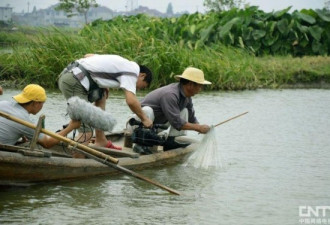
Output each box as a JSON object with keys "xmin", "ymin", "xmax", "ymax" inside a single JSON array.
[{"xmin": 184, "ymin": 126, "xmax": 225, "ymax": 169}]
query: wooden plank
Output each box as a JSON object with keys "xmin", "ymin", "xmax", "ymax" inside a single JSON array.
[
  {"xmin": 30, "ymin": 114, "xmax": 45, "ymax": 151},
  {"xmin": 88, "ymin": 145, "xmax": 139, "ymax": 158}
]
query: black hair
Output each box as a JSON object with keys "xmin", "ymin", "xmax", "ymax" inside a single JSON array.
[
  {"xmin": 139, "ymin": 65, "xmax": 153, "ymax": 85},
  {"xmin": 179, "ymin": 78, "xmax": 191, "ymax": 85}
]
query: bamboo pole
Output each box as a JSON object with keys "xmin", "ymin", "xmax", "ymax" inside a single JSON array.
[
  {"xmin": 0, "ymin": 111, "xmax": 181, "ymax": 195},
  {"xmin": 214, "ymin": 111, "xmax": 248, "ymax": 127}
]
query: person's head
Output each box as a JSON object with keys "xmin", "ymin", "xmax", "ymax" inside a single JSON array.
[
  {"xmin": 175, "ymin": 67, "xmax": 211, "ymax": 97},
  {"xmin": 13, "ymin": 84, "xmax": 47, "ymax": 115},
  {"xmin": 136, "ymin": 65, "xmax": 153, "ymax": 90}
]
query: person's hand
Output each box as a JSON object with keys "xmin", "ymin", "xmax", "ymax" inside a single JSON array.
[
  {"xmin": 197, "ymin": 124, "xmax": 210, "ymax": 134},
  {"xmin": 141, "ymin": 117, "xmax": 153, "ymax": 128}
]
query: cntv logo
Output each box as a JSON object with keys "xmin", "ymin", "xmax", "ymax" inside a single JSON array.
[{"xmin": 299, "ymin": 206, "xmax": 330, "ymax": 217}]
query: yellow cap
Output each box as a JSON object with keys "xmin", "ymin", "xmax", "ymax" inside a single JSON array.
[
  {"xmin": 13, "ymin": 84, "xmax": 47, "ymax": 103},
  {"xmin": 175, "ymin": 67, "xmax": 212, "ymax": 85}
]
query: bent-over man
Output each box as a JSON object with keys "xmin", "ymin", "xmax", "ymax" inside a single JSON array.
[{"xmin": 58, "ymin": 54, "xmax": 153, "ymax": 150}]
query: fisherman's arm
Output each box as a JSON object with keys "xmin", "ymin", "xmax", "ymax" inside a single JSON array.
[
  {"xmin": 181, "ymin": 122, "xmax": 210, "ymax": 134},
  {"xmin": 38, "ymin": 120, "xmax": 81, "ymax": 148},
  {"xmin": 124, "ymin": 90, "xmax": 152, "ymax": 128}
]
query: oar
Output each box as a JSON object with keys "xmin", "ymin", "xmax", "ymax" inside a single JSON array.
[
  {"xmin": 0, "ymin": 111, "xmax": 181, "ymax": 195},
  {"xmin": 214, "ymin": 111, "xmax": 248, "ymax": 127}
]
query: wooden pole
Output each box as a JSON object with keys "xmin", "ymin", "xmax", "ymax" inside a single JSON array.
[
  {"xmin": 0, "ymin": 111, "xmax": 181, "ymax": 195},
  {"xmin": 214, "ymin": 111, "xmax": 248, "ymax": 127},
  {"xmin": 0, "ymin": 111, "xmax": 119, "ymax": 164}
]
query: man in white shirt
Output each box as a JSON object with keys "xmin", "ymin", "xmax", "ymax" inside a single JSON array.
[{"xmin": 58, "ymin": 54, "xmax": 153, "ymax": 150}]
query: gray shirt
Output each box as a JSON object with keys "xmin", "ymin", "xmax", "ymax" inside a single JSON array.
[
  {"xmin": 0, "ymin": 100, "xmax": 44, "ymax": 145},
  {"xmin": 141, "ymin": 83, "xmax": 198, "ymax": 130}
]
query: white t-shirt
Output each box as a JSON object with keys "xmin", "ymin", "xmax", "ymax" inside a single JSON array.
[{"xmin": 77, "ymin": 54, "xmax": 139, "ymax": 94}]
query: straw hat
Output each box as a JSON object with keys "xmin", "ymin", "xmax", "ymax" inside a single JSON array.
[
  {"xmin": 13, "ymin": 84, "xmax": 47, "ymax": 103},
  {"xmin": 175, "ymin": 67, "xmax": 212, "ymax": 85}
]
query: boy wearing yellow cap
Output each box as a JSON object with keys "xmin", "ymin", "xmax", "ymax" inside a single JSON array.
[{"xmin": 0, "ymin": 84, "xmax": 80, "ymax": 148}]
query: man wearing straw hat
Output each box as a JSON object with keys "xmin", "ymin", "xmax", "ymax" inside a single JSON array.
[
  {"xmin": 0, "ymin": 84, "xmax": 80, "ymax": 148},
  {"xmin": 128, "ymin": 67, "xmax": 211, "ymax": 151}
]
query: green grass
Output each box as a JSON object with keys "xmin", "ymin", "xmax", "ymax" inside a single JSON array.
[{"xmin": 0, "ymin": 25, "xmax": 329, "ymax": 90}]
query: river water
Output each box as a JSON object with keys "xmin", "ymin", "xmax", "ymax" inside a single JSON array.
[{"xmin": 0, "ymin": 88, "xmax": 329, "ymax": 225}]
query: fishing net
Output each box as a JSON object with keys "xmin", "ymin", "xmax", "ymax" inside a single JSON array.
[{"xmin": 184, "ymin": 126, "xmax": 225, "ymax": 169}]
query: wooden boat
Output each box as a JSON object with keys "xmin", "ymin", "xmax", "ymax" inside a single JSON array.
[{"xmin": 0, "ymin": 132, "xmax": 198, "ymax": 186}]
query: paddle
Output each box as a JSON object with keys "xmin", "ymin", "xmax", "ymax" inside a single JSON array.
[{"xmin": 0, "ymin": 111, "xmax": 181, "ymax": 195}]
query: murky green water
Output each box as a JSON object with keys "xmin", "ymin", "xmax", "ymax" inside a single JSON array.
[{"xmin": 1, "ymin": 88, "xmax": 330, "ymax": 225}]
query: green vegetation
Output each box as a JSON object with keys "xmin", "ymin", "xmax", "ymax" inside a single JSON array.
[
  {"xmin": 89, "ymin": 7, "xmax": 330, "ymax": 56},
  {"xmin": 0, "ymin": 7, "xmax": 330, "ymax": 90}
]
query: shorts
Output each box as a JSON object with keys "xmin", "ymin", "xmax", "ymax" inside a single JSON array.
[
  {"xmin": 58, "ymin": 71, "xmax": 88, "ymax": 101},
  {"xmin": 58, "ymin": 71, "xmax": 93, "ymax": 133}
]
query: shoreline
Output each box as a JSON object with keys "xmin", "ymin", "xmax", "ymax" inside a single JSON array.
[{"xmin": 1, "ymin": 79, "xmax": 330, "ymax": 91}]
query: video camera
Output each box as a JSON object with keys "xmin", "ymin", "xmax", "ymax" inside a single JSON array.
[{"xmin": 128, "ymin": 118, "xmax": 168, "ymax": 147}]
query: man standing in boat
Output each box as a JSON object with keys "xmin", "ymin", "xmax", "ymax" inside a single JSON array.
[
  {"xmin": 0, "ymin": 84, "xmax": 80, "ymax": 148},
  {"xmin": 128, "ymin": 67, "xmax": 211, "ymax": 151},
  {"xmin": 57, "ymin": 54, "xmax": 153, "ymax": 150}
]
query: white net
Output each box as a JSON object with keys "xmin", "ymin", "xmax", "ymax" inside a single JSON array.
[{"xmin": 184, "ymin": 126, "xmax": 225, "ymax": 169}]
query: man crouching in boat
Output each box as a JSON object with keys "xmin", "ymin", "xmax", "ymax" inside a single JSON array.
[
  {"xmin": 127, "ymin": 67, "xmax": 211, "ymax": 152},
  {"xmin": 0, "ymin": 84, "xmax": 80, "ymax": 150}
]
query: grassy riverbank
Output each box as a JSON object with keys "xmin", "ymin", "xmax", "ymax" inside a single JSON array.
[{"xmin": 0, "ymin": 25, "xmax": 329, "ymax": 90}]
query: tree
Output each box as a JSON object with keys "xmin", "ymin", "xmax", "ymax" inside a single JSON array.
[
  {"xmin": 203, "ymin": 0, "xmax": 245, "ymax": 12},
  {"xmin": 166, "ymin": 2, "xmax": 174, "ymax": 15},
  {"xmin": 55, "ymin": 0, "xmax": 98, "ymax": 25}
]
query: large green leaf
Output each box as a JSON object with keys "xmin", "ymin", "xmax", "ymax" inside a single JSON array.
[
  {"xmin": 199, "ymin": 23, "xmax": 216, "ymax": 42},
  {"xmin": 238, "ymin": 36, "xmax": 244, "ymax": 48},
  {"xmin": 277, "ymin": 19, "xmax": 289, "ymax": 35},
  {"xmin": 219, "ymin": 17, "xmax": 241, "ymax": 38},
  {"xmin": 315, "ymin": 9, "xmax": 330, "ymax": 22},
  {"xmin": 273, "ymin": 6, "xmax": 292, "ymax": 18},
  {"xmin": 190, "ymin": 24, "xmax": 196, "ymax": 35},
  {"xmin": 262, "ymin": 33, "xmax": 279, "ymax": 46},
  {"xmin": 242, "ymin": 27, "xmax": 253, "ymax": 40},
  {"xmin": 309, "ymin": 25, "xmax": 323, "ymax": 41},
  {"xmin": 312, "ymin": 40, "xmax": 321, "ymax": 53},
  {"xmin": 295, "ymin": 11, "xmax": 316, "ymax": 24},
  {"xmin": 265, "ymin": 21, "xmax": 277, "ymax": 35},
  {"xmin": 252, "ymin": 29, "xmax": 266, "ymax": 40},
  {"xmin": 251, "ymin": 19, "xmax": 264, "ymax": 29},
  {"xmin": 296, "ymin": 21, "xmax": 309, "ymax": 33}
]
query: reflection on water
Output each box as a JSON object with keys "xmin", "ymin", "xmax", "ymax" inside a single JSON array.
[{"xmin": 1, "ymin": 89, "xmax": 330, "ymax": 225}]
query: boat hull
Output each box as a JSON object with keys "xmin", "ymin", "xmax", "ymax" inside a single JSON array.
[{"xmin": 0, "ymin": 142, "xmax": 197, "ymax": 186}]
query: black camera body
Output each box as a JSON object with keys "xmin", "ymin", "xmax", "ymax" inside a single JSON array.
[{"xmin": 129, "ymin": 118, "xmax": 167, "ymax": 147}]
